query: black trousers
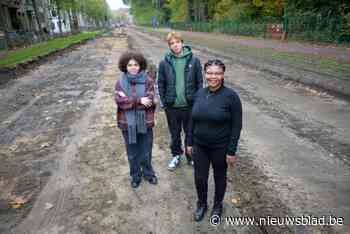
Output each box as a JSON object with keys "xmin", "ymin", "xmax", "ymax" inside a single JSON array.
[
  {"xmin": 193, "ymin": 143, "xmax": 228, "ymax": 206},
  {"xmin": 165, "ymin": 107, "xmax": 191, "ymax": 158}
]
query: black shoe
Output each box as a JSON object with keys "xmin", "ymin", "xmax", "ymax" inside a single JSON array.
[
  {"xmin": 210, "ymin": 203, "xmax": 223, "ymax": 218},
  {"xmin": 187, "ymin": 160, "xmax": 194, "ymax": 166},
  {"xmin": 146, "ymin": 176, "xmax": 158, "ymax": 185},
  {"xmin": 185, "ymin": 155, "xmax": 193, "ymax": 166},
  {"xmin": 194, "ymin": 204, "xmax": 207, "ymax": 222},
  {"xmin": 131, "ymin": 179, "xmax": 141, "ymax": 188}
]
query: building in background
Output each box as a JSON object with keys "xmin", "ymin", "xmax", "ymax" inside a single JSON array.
[
  {"xmin": 111, "ymin": 8, "xmax": 131, "ymax": 26},
  {"xmin": 0, "ymin": 0, "xmax": 109, "ymax": 50},
  {"xmin": 0, "ymin": 0, "xmax": 53, "ymax": 48}
]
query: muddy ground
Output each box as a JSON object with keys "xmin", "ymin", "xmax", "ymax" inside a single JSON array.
[
  {"xmin": 139, "ymin": 27, "xmax": 350, "ymax": 98},
  {"xmin": 0, "ymin": 29, "xmax": 349, "ymax": 234},
  {"xmin": 129, "ymin": 28, "xmax": 350, "ymax": 233}
]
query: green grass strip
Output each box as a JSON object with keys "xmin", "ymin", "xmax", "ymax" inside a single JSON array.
[{"xmin": 0, "ymin": 31, "xmax": 103, "ymax": 68}]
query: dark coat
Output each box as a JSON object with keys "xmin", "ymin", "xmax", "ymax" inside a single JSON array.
[{"xmin": 157, "ymin": 47, "xmax": 203, "ymax": 108}]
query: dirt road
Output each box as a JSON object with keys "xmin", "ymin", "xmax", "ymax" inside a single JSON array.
[
  {"xmin": 0, "ymin": 29, "xmax": 349, "ymax": 234},
  {"xmin": 141, "ymin": 27, "xmax": 350, "ymax": 98},
  {"xmin": 129, "ymin": 28, "xmax": 350, "ymax": 233}
]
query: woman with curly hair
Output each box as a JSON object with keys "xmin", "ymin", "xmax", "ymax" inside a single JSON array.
[{"xmin": 115, "ymin": 51, "xmax": 157, "ymax": 188}]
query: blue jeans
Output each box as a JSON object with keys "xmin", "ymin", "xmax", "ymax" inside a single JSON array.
[{"xmin": 122, "ymin": 128, "xmax": 155, "ymax": 181}]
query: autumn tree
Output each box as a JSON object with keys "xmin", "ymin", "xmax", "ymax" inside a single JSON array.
[{"xmin": 166, "ymin": 0, "xmax": 189, "ymax": 22}]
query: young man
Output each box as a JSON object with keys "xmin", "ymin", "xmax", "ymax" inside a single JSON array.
[{"xmin": 158, "ymin": 31, "xmax": 203, "ymax": 170}]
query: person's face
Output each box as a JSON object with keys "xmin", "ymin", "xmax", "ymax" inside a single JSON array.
[
  {"xmin": 205, "ymin": 65, "xmax": 224, "ymax": 90},
  {"xmin": 168, "ymin": 38, "xmax": 183, "ymax": 55},
  {"xmin": 126, "ymin": 59, "xmax": 140, "ymax": 75}
]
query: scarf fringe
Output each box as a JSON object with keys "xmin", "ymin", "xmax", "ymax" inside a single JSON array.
[
  {"xmin": 136, "ymin": 110, "xmax": 147, "ymax": 134},
  {"xmin": 128, "ymin": 125, "xmax": 137, "ymax": 144}
]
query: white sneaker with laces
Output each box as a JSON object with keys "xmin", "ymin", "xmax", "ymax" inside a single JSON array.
[{"xmin": 168, "ymin": 155, "xmax": 181, "ymax": 170}]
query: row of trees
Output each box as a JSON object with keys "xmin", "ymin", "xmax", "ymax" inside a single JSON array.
[
  {"xmin": 123, "ymin": 0, "xmax": 350, "ymax": 25},
  {"xmin": 50, "ymin": 0, "xmax": 112, "ymax": 33},
  {"xmin": 29, "ymin": 0, "xmax": 111, "ymax": 40},
  {"xmin": 1, "ymin": 0, "xmax": 114, "ymax": 48}
]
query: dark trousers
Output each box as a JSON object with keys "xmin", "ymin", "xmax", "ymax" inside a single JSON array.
[
  {"xmin": 122, "ymin": 128, "xmax": 155, "ymax": 181},
  {"xmin": 193, "ymin": 143, "xmax": 228, "ymax": 206},
  {"xmin": 165, "ymin": 107, "xmax": 191, "ymax": 158}
]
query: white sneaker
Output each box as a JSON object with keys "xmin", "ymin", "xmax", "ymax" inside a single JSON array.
[{"xmin": 168, "ymin": 155, "xmax": 181, "ymax": 170}]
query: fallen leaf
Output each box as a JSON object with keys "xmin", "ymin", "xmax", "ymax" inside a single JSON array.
[
  {"xmin": 231, "ymin": 196, "xmax": 241, "ymax": 205},
  {"xmin": 44, "ymin": 202, "xmax": 54, "ymax": 210},
  {"xmin": 9, "ymin": 145, "xmax": 18, "ymax": 152},
  {"xmin": 11, "ymin": 203, "xmax": 22, "ymax": 209},
  {"xmin": 9, "ymin": 196, "xmax": 28, "ymax": 209},
  {"xmin": 40, "ymin": 142, "xmax": 50, "ymax": 149}
]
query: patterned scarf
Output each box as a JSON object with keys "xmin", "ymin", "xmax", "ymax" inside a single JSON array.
[{"xmin": 120, "ymin": 71, "xmax": 147, "ymax": 144}]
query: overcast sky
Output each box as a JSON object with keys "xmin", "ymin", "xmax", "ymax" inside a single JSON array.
[{"xmin": 106, "ymin": 0, "xmax": 129, "ymax": 10}]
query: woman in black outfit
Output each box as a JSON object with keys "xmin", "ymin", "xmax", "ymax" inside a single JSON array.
[{"xmin": 187, "ymin": 59, "xmax": 242, "ymax": 222}]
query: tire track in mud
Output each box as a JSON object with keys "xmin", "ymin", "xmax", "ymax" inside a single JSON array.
[
  {"xmin": 1, "ymin": 95, "xmax": 42, "ymax": 126},
  {"xmin": 128, "ymin": 29, "xmax": 267, "ymax": 234},
  {"xmin": 11, "ymin": 30, "xmax": 257, "ymax": 234},
  {"xmin": 128, "ymin": 28, "xmax": 296, "ymax": 234},
  {"xmin": 7, "ymin": 36, "xmax": 116, "ymax": 234},
  {"xmin": 130, "ymin": 28, "xmax": 350, "ymax": 166},
  {"xmin": 2, "ymin": 28, "xmax": 348, "ymax": 234},
  {"xmin": 225, "ymin": 79, "xmax": 350, "ymax": 166},
  {"xmin": 49, "ymin": 33, "xmax": 259, "ymax": 234},
  {"xmin": 137, "ymin": 27, "xmax": 350, "ymax": 97},
  {"xmin": 129, "ymin": 28, "xmax": 350, "ymax": 233}
]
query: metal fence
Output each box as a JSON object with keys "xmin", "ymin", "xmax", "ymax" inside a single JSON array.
[
  {"xmin": 5, "ymin": 30, "xmax": 42, "ymax": 48},
  {"xmin": 0, "ymin": 31, "xmax": 7, "ymax": 50},
  {"xmin": 169, "ymin": 18, "xmax": 281, "ymax": 38},
  {"xmin": 287, "ymin": 15, "xmax": 350, "ymax": 43},
  {"xmin": 156, "ymin": 15, "xmax": 350, "ymax": 44},
  {"xmin": 0, "ymin": 27, "xmax": 106, "ymax": 51}
]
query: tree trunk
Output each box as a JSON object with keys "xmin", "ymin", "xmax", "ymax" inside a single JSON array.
[
  {"xmin": 31, "ymin": 0, "xmax": 44, "ymax": 40},
  {"xmin": 57, "ymin": 5, "xmax": 63, "ymax": 35},
  {"xmin": 72, "ymin": 10, "xmax": 79, "ymax": 32},
  {"xmin": 68, "ymin": 9, "xmax": 74, "ymax": 33},
  {"xmin": 71, "ymin": 0, "xmax": 79, "ymax": 33}
]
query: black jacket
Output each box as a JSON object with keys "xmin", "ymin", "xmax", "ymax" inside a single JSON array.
[{"xmin": 157, "ymin": 47, "xmax": 203, "ymax": 108}]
